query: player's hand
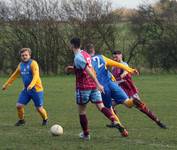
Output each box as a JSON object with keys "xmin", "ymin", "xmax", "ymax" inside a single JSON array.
[
  {"xmin": 120, "ymin": 74, "xmax": 126, "ymax": 79},
  {"xmin": 65, "ymin": 66, "xmax": 74, "ymax": 74},
  {"xmin": 97, "ymin": 83, "xmax": 105, "ymax": 94},
  {"xmin": 27, "ymin": 85, "xmax": 33, "ymax": 91},
  {"xmin": 133, "ymin": 69, "xmax": 139, "ymax": 75},
  {"xmin": 2, "ymin": 84, "xmax": 8, "ymax": 91},
  {"xmin": 129, "ymin": 69, "xmax": 139, "ymax": 76}
]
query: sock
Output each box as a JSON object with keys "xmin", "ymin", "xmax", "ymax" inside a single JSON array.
[
  {"xmin": 113, "ymin": 108, "xmax": 118, "ymax": 115},
  {"xmin": 17, "ymin": 107, "xmax": 24, "ymax": 120},
  {"xmin": 110, "ymin": 108, "xmax": 122, "ymax": 126},
  {"xmin": 37, "ymin": 107, "xmax": 48, "ymax": 120},
  {"xmin": 133, "ymin": 99, "xmax": 160, "ymax": 123},
  {"xmin": 79, "ymin": 114, "xmax": 89, "ymax": 136},
  {"xmin": 101, "ymin": 107, "xmax": 116, "ymax": 123}
]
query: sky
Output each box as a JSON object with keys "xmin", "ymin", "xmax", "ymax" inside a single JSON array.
[
  {"xmin": 111, "ymin": 0, "xmax": 160, "ymax": 9},
  {"xmin": 2, "ymin": 0, "xmax": 160, "ymax": 9}
]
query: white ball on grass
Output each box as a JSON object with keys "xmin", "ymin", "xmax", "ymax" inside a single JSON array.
[{"xmin": 50, "ymin": 124, "xmax": 63, "ymax": 136}]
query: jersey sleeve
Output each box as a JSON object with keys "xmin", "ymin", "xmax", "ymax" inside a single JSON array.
[
  {"xmin": 28, "ymin": 60, "xmax": 39, "ymax": 89},
  {"xmin": 3, "ymin": 64, "xmax": 20, "ymax": 87},
  {"xmin": 102, "ymin": 55, "xmax": 135, "ymax": 74},
  {"xmin": 121, "ymin": 62, "xmax": 129, "ymax": 75},
  {"xmin": 122, "ymin": 62, "xmax": 129, "ymax": 67},
  {"xmin": 74, "ymin": 54, "xmax": 87, "ymax": 69}
]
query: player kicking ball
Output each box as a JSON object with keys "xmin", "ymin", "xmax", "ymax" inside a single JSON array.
[
  {"xmin": 66, "ymin": 38, "xmax": 128, "ymax": 140},
  {"xmin": 87, "ymin": 45, "xmax": 167, "ymax": 130},
  {"xmin": 2, "ymin": 48, "xmax": 48, "ymax": 126}
]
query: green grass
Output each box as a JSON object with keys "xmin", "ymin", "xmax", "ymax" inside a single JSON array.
[{"xmin": 0, "ymin": 75, "xmax": 176, "ymax": 150}]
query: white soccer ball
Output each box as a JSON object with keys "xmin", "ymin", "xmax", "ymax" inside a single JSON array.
[{"xmin": 50, "ymin": 124, "xmax": 63, "ymax": 136}]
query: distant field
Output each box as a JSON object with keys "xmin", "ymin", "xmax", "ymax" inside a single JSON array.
[{"xmin": 0, "ymin": 75, "xmax": 176, "ymax": 150}]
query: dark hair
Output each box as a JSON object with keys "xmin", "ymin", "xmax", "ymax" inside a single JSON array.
[
  {"xmin": 112, "ymin": 50, "xmax": 122, "ymax": 55},
  {"xmin": 112, "ymin": 50, "xmax": 125, "ymax": 61},
  {"xmin": 85, "ymin": 43, "xmax": 94, "ymax": 54},
  {"xmin": 70, "ymin": 37, "xmax": 80, "ymax": 48},
  {"xmin": 86, "ymin": 43, "xmax": 94, "ymax": 50}
]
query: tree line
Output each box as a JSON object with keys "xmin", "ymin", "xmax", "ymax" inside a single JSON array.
[{"xmin": 0, "ymin": 0, "xmax": 177, "ymax": 74}]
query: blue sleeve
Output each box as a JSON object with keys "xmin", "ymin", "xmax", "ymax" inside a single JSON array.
[{"xmin": 74, "ymin": 54, "xmax": 87, "ymax": 69}]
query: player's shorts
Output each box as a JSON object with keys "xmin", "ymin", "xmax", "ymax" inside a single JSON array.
[
  {"xmin": 102, "ymin": 80, "xmax": 129, "ymax": 108},
  {"xmin": 18, "ymin": 88, "xmax": 44, "ymax": 107},
  {"xmin": 76, "ymin": 89, "xmax": 102, "ymax": 105}
]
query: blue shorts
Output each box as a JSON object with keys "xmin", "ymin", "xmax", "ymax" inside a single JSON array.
[
  {"xmin": 76, "ymin": 89, "xmax": 102, "ymax": 105},
  {"xmin": 102, "ymin": 81, "xmax": 128, "ymax": 108},
  {"xmin": 18, "ymin": 88, "xmax": 44, "ymax": 107}
]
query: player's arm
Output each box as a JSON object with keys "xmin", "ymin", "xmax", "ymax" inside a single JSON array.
[
  {"xmin": 120, "ymin": 71, "xmax": 128, "ymax": 79},
  {"xmin": 103, "ymin": 55, "xmax": 138, "ymax": 75},
  {"xmin": 65, "ymin": 65, "xmax": 74, "ymax": 74},
  {"xmin": 85, "ymin": 66, "xmax": 104, "ymax": 93},
  {"xmin": 2, "ymin": 64, "xmax": 20, "ymax": 90},
  {"xmin": 27, "ymin": 61, "xmax": 39, "ymax": 90},
  {"xmin": 120, "ymin": 62, "xmax": 129, "ymax": 78},
  {"xmin": 75, "ymin": 55, "xmax": 104, "ymax": 93}
]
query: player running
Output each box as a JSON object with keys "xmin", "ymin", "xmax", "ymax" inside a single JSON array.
[
  {"xmin": 2, "ymin": 48, "xmax": 48, "ymax": 126},
  {"xmin": 86, "ymin": 44, "xmax": 167, "ymax": 129},
  {"xmin": 66, "ymin": 38, "xmax": 128, "ymax": 140}
]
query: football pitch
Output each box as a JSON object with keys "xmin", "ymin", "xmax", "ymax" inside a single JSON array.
[{"xmin": 0, "ymin": 75, "xmax": 176, "ymax": 150}]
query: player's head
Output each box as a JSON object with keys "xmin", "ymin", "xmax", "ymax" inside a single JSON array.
[
  {"xmin": 112, "ymin": 50, "xmax": 123, "ymax": 62},
  {"xmin": 70, "ymin": 37, "xmax": 80, "ymax": 51},
  {"xmin": 86, "ymin": 43, "xmax": 95, "ymax": 56},
  {"xmin": 19, "ymin": 48, "xmax": 32, "ymax": 62}
]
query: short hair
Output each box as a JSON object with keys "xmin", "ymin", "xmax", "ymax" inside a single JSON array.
[
  {"xmin": 19, "ymin": 48, "xmax": 32, "ymax": 55},
  {"xmin": 112, "ymin": 50, "xmax": 125, "ymax": 61},
  {"xmin": 86, "ymin": 43, "xmax": 94, "ymax": 51},
  {"xmin": 85, "ymin": 43, "xmax": 95, "ymax": 54},
  {"xmin": 70, "ymin": 37, "xmax": 80, "ymax": 49},
  {"xmin": 112, "ymin": 50, "xmax": 122, "ymax": 55}
]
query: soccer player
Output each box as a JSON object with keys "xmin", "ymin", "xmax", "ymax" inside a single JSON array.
[
  {"xmin": 66, "ymin": 38, "xmax": 128, "ymax": 140},
  {"xmin": 112, "ymin": 50, "xmax": 139, "ymax": 100},
  {"xmin": 2, "ymin": 48, "xmax": 48, "ymax": 126},
  {"xmin": 86, "ymin": 45, "xmax": 167, "ymax": 129}
]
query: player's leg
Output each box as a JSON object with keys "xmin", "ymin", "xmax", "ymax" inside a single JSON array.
[
  {"xmin": 95, "ymin": 102, "xmax": 128, "ymax": 137},
  {"xmin": 105, "ymin": 82, "xmax": 129, "ymax": 129},
  {"xmin": 111, "ymin": 100, "xmax": 120, "ymax": 117},
  {"xmin": 76, "ymin": 89, "xmax": 90, "ymax": 140},
  {"xmin": 16, "ymin": 103, "xmax": 25, "ymax": 126},
  {"xmin": 123, "ymin": 98, "xmax": 167, "ymax": 129},
  {"xmin": 132, "ymin": 93, "xmax": 141, "ymax": 101},
  {"xmin": 15, "ymin": 89, "xmax": 30, "ymax": 126},
  {"xmin": 78, "ymin": 104, "xmax": 90, "ymax": 140},
  {"xmin": 101, "ymin": 86, "xmax": 123, "ymax": 127},
  {"xmin": 91, "ymin": 89, "xmax": 128, "ymax": 137},
  {"xmin": 37, "ymin": 106, "xmax": 48, "ymax": 125},
  {"xmin": 133, "ymin": 98, "xmax": 167, "ymax": 128},
  {"xmin": 30, "ymin": 90, "xmax": 48, "ymax": 125},
  {"xmin": 110, "ymin": 107, "xmax": 122, "ymax": 125},
  {"xmin": 106, "ymin": 107, "xmax": 121, "ymax": 128}
]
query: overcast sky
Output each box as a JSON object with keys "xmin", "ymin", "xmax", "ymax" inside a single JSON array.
[
  {"xmin": 2, "ymin": 0, "xmax": 160, "ymax": 9},
  {"xmin": 111, "ymin": 0, "xmax": 160, "ymax": 9}
]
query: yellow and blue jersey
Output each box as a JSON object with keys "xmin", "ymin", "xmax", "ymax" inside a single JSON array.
[
  {"xmin": 91, "ymin": 55, "xmax": 112, "ymax": 85},
  {"xmin": 91, "ymin": 55, "xmax": 135, "ymax": 85},
  {"xmin": 91, "ymin": 55, "xmax": 134, "ymax": 108},
  {"xmin": 4, "ymin": 59, "xmax": 43, "ymax": 92},
  {"xmin": 20, "ymin": 59, "xmax": 34, "ymax": 88}
]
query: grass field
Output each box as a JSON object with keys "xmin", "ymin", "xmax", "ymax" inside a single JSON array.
[{"xmin": 0, "ymin": 75, "xmax": 176, "ymax": 150}]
